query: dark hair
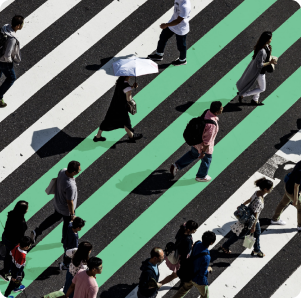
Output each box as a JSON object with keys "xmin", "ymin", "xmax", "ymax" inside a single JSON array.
[
  {"xmin": 254, "ymin": 177, "xmax": 273, "ymax": 191},
  {"xmin": 210, "ymin": 101, "xmax": 222, "ymax": 114},
  {"xmin": 11, "ymin": 15, "xmax": 24, "ymax": 27},
  {"xmin": 150, "ymin": 247, "xmax": 162, "ymax": 258},
  {"xmin": 67, "ymin": 161, "xmax": 80, "ymax": 173},
  {"xmin": 72, "ymin": 217, "xmax": 86, "ymax": 229},
  {"xmin": 13, "ymin": 200, "xmax": 28, "ymax": 216},
  {"xmin": 202, "ymin": 231, "xmax": 216, "ymax": 247},
  {"xmin": 180, "ymin": 220, "xmax": 199, "ymax": 232},
  {"xmin": 87, "ymin": 256, "xmax": 102, "ymax": 270},
  {"xmin": 72, "ymin": 241, "xmax": 92, "ymax": 267},
  {"xmin": 20, "ymin": 236, "xmax": 32, "ymax": 248},
  {"xmin": 252, "ymin": 31, "xmax": 272, "ymax": 60}
]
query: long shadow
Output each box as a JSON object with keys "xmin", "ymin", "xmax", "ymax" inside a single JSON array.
[
  {"xmin": 36, "ymin": 130, "xmax": 85, "ymax": 158},
  {"xmin": 274, "ymin": 118, "xmax": 301, "ymax": 149},
  {"xmin": 99, "ymin": 283, "xmax": 138, "ymax": 298}
]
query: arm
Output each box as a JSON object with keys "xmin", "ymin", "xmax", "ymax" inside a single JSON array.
[
  {"xmin": 3, "ymin": 38, "xmax": 15, "ymax": 63},
  {"xmin": 88, "ymin": 286, "xmax": 99, "ymax": 298},
  {"xmin": 64, "ymin": 283, "xmax": 75, "ymax": 298},
  {"xmin": 65, "ymin": 186, "xmax": 76, "ymax": 218},
  {"xmin": 160, "ymin": 16, "xmax": 184, "ymax": 29},
  {"xmin": 250, "ymin": 212, "xmax": 258, "ymax": 233},
  {"xmin": 197, "ymin": 123, "xmax": 215, "ymax": 157},
  {"xmin": 66, "ymin": 200, "xmax": 75, "ymax": 217},
  {"xmin": 293, "ymin": 183, "xmax": 300, "ymax": 207},
  {"xmin": 125, "ymin": 91, "xmax": 133, "ymax": 102}
]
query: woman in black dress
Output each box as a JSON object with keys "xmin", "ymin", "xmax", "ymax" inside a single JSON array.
[{"xmin": 93, "ymin": 76, "xmax": 143, "ymax": 142}]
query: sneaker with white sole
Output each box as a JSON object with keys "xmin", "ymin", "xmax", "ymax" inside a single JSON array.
[
  {"xmin": 270, "ymin": 219, "xmax": 286, "ymax": 225},
  {"xmin": 30, "ymin": 229, "xmax": 37, "ymax": 243},
  {"xmin": 170, "ymin": 163, "xmax": 179, "ymax": 178},
  {"xmin": 59, "ymin": 262, "xmax": 68, "ymax": 271},
  {"xmin": 195, "ymin": 175, "xmax": 211, "ymax": 182},
  {"xmin": 172, "ymin": 59, "xmax": 187, "ymax": 66},
  {"xmin": 147, "ymin": 53, "xmax": 163, "ymax": 61},
  {"xmin": 13, "ymin": 284, "xmax": 26, "ymax": 292}
]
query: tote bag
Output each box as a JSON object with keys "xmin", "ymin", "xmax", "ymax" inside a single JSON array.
[
  {"xmin": 243, "ymin": 234, "xmax": 256, "ymax": 249},
  {"xmin": 45, "ymin": 178, "xmax": 57, "ymax": 195}
]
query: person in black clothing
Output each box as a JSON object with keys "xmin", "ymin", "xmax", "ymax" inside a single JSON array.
[
  {"xmin": 138, "ymin": 247, "xmax": 164, "ymax": 298},
  {"xmin": 160, "ymin": 220, "xmax": 198, "ymax": 285},
  {"xmin": 0, "ymin": 200, "xmax": 28, "ymax": 282},
  {"xmin": 93, "ymin": 76, "xmax": 143, "ymax": 143}
]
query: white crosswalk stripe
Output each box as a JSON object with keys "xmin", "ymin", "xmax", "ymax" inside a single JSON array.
[
  {"xmin": 0, "ymin": 0, "xmax": 214, "ymax": 182},
  {"xmin": 0, "ymin": 0, "xmax": 15, "ymax": 12}
]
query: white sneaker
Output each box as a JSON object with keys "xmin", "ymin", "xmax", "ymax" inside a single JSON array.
[
  {"xmin": 270, "ymin": 219, "xmax": 286, "ymax": 225},
  {"xmin": 59, "ymin": 263, "xmax": 68, "ymax": 271},
  {"xmin": 30, "ymin": 230, "xmax": 37, "ymax": 243},
  {"xmin": 170, "ymin": 163, "xmax": 179, "ymax": 178},
  {"xmin": 195, "ymin": 175, "xmax": 212, "ymax": 182}
]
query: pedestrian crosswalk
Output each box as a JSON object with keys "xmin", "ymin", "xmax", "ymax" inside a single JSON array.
[{"xmin": 0, "ymin": 0, "xmax": 301, "ymax": 297}]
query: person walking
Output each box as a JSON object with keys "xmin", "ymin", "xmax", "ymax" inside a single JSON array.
[
  {"xmin": 172, "ymin": 231, "xmax": 216, "ymax": 298},
  {"xmin": 31, "ymin": 161, "xmax": 81, "ymax": 244},
  {"xmin": 148, "ymin": 0, "xmax": 191, "ymax": 66},
  {"xmin": 220, "ymin": 178, "xmax": 274, "ymax": 258},
  {"xmin": 0, "ymin": 15, "xmax": 24, "ymax": 108},
  {"xmin": 170, "ymin": 101, "xmax": 223, "ymax": 182},
  {"xmin": 271, "ymin": 161, "xmax": 301, "ymax": 231},
  {"xmin": 237, "ymin": 31, "xmax": 277, "ymax": 105},
  {"xmin": 93, "ymin": 76, "xmax": 143, "ymax": 143},
  {"xmin": 160, "ymin": 220, "xmax": 198, "ymax": 286},
  {"xmin": 60, "ymin": 217, "xmax": 86, "ymax": 270},
  {"xmin": 0, "ymin": 201, "xmax": 28, "ymax": 282},
  {"xmin": 138, "ymin": 247, "xmax": 164, "ymax": 298},
  {"xmin": 63, "ymin": 241, "xmax": 92, "ymax": 298},
  {"xmin": 64, "ymin": 256, "xmax": 102, "ymax": 298},
  {"xmin": 3, "ymin": 236, "xmax": 32, "ymax": 297}
]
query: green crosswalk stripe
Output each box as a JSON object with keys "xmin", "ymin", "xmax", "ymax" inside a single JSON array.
[
  {"xmin": 2, "ymin": 7, "xmax": 300, "ymax": 295},
  {"xmin": 0, "ymin": 0, "xmax": 278, "ymax": 229},
  {"xmin": 94, "ymin": 62, "xmax": 301, "ymax": 286}
]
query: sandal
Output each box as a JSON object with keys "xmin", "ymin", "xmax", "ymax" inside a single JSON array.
[
  {"xmin": 219, "ymin": 246, "xmax": 231, "ymax": 254},
  {"xmin": 251, "ymin": 250, "xmax": 265, "ymax": 258}
]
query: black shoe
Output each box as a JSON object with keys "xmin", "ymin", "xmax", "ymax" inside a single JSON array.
[
  {"xmin": 93, "ymin": 136, "xmax": 106, "ymax": 142},
  {"xmin": 148, "ymin": 54, "xmax": 163, "ymax": 61},
  {"xmin": 129, "ymin": 133, "xmax": 143, "ymax": 142},
  {"xmin": 251, "ymin": 99, "xmax": 264, "ymax": 106},
  {"xmin": 0, "ymin": 99, "xmax": 7, "ymax": 108},
  {"xmin": 172, "ymin": 59, "xmax": 187, "ymax": 66}
]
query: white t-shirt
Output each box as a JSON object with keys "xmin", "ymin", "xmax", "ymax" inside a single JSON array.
[{"xmin": 168, "ymin": 0, "xmax": 191, "ymax": 36}]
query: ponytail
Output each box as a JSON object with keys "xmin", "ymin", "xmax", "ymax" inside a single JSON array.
[{"xmin": 254, "ymin": 177, "xmax": 273, "ymax": 191}]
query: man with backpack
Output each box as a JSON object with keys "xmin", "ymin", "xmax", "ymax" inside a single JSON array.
[
  {"xmin": 173, "ymin": 231, "xmax": 216, "ymax": 298},
  {"xmin": 0, "ymin": 15, "xmax": 24, "ymax": 108},
  {"xmin": 137, "ymin": 247, "xmax": 164, "ymax": 298},
  {"xmin": 170, "ymin": 101, "xmax": 223, "ymax": 182}
]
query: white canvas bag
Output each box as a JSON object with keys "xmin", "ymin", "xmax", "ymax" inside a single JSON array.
[{"xmin": 45, "ymin": 178, "xmax": 57, "ymax": 195}]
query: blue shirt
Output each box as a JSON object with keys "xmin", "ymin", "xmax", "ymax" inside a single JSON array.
[
  {"xmin": 148, "ymin": 262, "xmax": 158, "ymax": 276},
  {"xmin": 63, "ymin": 222, "xmax": 78, "ymax": 251},
  {"xmin": 192, "ymin": 241, "xmax": 211, "ymax": 286}
]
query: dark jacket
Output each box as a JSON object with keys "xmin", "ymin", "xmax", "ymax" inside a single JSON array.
[
  {"xmin": 63, "ymin": 222, "xmax": 78, "ymax": 251},
  {"xmin": 175, "ymin": 228, "xmax": 193, "ymax": 262},
  {"xmin": 138, "ymin": 258, "xmax": 160, "ymax": 297},
  {"xmin": 3, "ymin": 211, "xmax": 27, "ymax": 245}
]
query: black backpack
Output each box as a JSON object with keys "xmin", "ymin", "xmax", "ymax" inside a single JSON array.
[
  {"xmin": 177, "ymin": 241, "xmax": 209, "ymax": 282},
  {"xmin": 183, "ymin": 109, "xmax": 216, "ymax": 146},
  {"xmin": 0, "ymin": 32, "xmax": 9, "ymax": 56}
]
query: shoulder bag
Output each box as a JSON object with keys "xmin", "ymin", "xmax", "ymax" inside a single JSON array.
[
  {"xmin": 45, "ymin": 178, "xmax": 57, "ymax": 195},
  {"xmin": 266, "ymin": 55, "xmax": 278, "ymax": 73},
  {"xmin": 127, "ymin": 99, "xmax": 137, "ymax": 115}
]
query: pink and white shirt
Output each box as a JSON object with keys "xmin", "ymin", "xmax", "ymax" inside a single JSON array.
[{"xmin": 194, "ymin": 110, "xmax": 219, "ymax": 155}]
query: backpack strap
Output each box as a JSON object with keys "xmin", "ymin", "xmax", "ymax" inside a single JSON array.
[
  {"xmin": 190, "ymin": 241, "xmax": 209, "ymax": 261},
  {"xmin": 204, "ymin": 119, "xmax": 217, "ymax": 126}
]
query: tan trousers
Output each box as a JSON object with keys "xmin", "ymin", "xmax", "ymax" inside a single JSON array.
[
  {"xmin": 172, "ymin": 281, "xmax": 209, "ymax": 298},
  {"xmin": 272, "ymin": 188, "xmax": 301, "ymax": 227}
]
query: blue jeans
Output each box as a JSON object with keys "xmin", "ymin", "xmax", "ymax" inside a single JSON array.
[
  {"xmin": 223, "ymin": 222, "xmax": 261, "ymax": 253},
  {"xmin": 0, "ymin": 62, "xmax": 16, "ymax": 99},
  {"xmin": 175, "ymin": 147, "xmax": 212, "ymax": 178},
  {"xmin": 157, "ymin": 27, "xmax": 187, "ymax": 61},
  {"xmin": 63, "ymin": 270, "xmax": 74, "ymax": 298}
]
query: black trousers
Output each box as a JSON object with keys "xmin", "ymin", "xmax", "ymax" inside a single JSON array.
[
  {"xmin": 4, "ymin": 272, "xmax": 24, "ymax": 296},
  {"xmin": 1, "ymin": 234, "xmax": 16, "ymax": 273},
  {"xmin": 35, "ymin": 209, "xmax": 71, "ymax": 242}
]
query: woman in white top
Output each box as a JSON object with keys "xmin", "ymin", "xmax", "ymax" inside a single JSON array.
[
  {"xmin": 220, "ymin": 178, "xmax": 273, "ymax": 258},
  {"xmin": 63, "ymin": 241, "xmax": 92, "ymax": 298}
]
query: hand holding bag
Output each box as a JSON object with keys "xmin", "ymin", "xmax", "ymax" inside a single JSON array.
[
  {"xmin": 267, "ymin": 55, "xmax": 278, "ymax": 73},
  {"xmin": 127, "ymin": 99, "xmax": 137, "ymax": 115},
  {"xmin": 243, "ymin": 234, "xmax": 256, "ymax": 249},
  {"xmin": 45, "ymin": 178, "xmax": 57, "ymax": 195}
]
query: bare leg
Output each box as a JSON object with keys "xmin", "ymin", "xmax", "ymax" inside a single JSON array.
[
  {"xmin": 160, "ymin": 272, "xmax": 178, "ymax": 285},
  {"xmin": 96, "ymin": 129, "xmax": 102, "ymax": 138},
  {"xmin": 124, "ymin": 126, "xmax": 133, "ymax": 138}
]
